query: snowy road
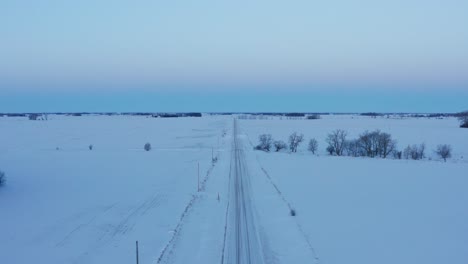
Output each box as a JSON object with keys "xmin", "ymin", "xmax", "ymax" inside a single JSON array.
[{"xmin": 224, "ymin": 119, "xmax": 265, "ymax": 264}]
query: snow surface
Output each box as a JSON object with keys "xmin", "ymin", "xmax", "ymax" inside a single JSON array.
[
  {"xmin": 240, "ymin": 115, "xmax": 468, "ymax": 264},
  {"xmin": 0, "ymin": 114, "xmax": 467, "ymax": 264},
  {"xmin": 0, "ymin": 115, "xmax": 229, "ymax": 264}
]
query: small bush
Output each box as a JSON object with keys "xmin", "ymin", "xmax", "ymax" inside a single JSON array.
[
  {"xmin": 273, "ymin": 140, "xmax": 287, "ymax": 152},
  {"xmin": 435, "ymin": 144, "xmax": 452, "ymax": 162},
  {"xmin": 144, "ymin": 143, "xmax": 151, "ymax": 151},
  {"xmin": 290, "ymin": 208, "xmax": 296, "ymax": 216},
  {"xmin": 89, "ymin": 144, "xmax": 93, "ymax": 150},
  {"xmin": 0, "ymin": 170, "xmax": 5, "ymax": 186}
]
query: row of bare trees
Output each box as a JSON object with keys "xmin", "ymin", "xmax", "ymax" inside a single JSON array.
[
  {"xmin": 325, "ymin": 129, "xmax": 453, "ymax": 161},
  {"xmin": 255, "ymin": 129, "xmax": 453, "ymax": 162},
  {"xmin": 255, "ymin": 132, "xmax": 305, "ymax": 153},
  {"xmin": 326, "ymin": 129, "xmax": 397, "ymax": 158}
]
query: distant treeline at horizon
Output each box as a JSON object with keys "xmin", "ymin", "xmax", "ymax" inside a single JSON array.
[{"xmin": 1, "ymin": 112, "xmax": 466, "ymax": 118}]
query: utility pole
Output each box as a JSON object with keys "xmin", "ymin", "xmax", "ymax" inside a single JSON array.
[{"xmin": 136, "ymin": 241, "xmax": 139, "ymax": 264}]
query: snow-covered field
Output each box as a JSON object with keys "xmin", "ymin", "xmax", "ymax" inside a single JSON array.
[
  {"xmin": 0, "ymin": 115, "xmax": 230, "ymax": 264},
  {"xmin": 240, "ymin": 115, "xmax": 468, "ymax": 264},
  {"xmin": 0, "ymin": 114, "xmax": 467, "ymax": 264}
]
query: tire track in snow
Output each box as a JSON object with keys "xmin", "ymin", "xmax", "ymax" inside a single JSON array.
[
  {"xmin": 110, "ymin": 193, "xmax": 163, "ymax": 238},
  {"xmin": 55, "ymin": 203, "xmax": 118, "ymax": 247},
  {"xmin": 223, "ymin": 119, "xmax": 266, "ymax": 264}
]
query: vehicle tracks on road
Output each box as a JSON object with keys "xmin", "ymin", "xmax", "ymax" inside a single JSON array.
[{"xmin": 223, "ymin": 119, "xmax": 265, "ymax": 264}]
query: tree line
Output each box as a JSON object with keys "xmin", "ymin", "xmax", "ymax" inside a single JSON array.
[{"xmin": 255, "ymin": 130, "xmax": 453, "ymax": 162}]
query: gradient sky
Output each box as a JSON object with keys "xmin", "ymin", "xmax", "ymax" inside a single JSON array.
[{"xmin": 1, "ymin": 0, "xmax": 467, "ymax": 112}]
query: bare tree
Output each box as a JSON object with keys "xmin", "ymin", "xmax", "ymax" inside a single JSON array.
[
  {"xmin": 326, "ymin": 129, "xmax": 347, "ymax": 156},
  {"xmin": 435, "ymin": 144, "xmax": 452, "ymax": 162},
  {"xmin": 417, "ymin": 143, "xmax": 426, "ymax": 159},
  {"xmin": 273, "ymin": 140, "xmax": 287, "ymax": 152},
  {"xmin": 288, "ymin": 132, "xmax": 304, "ymax": 152},
  {"xmin": 256, "ymin": 134, "xmax": 273, "ymax": 152},
  {"xmin": 358, "ymin": 130, "xmax": 379, "ymax": 157},
  {"xmin": 308, "ymin": 138, "xmax": 318, "ymax": 154},
  {"xmin": 378, "ymin": 132, "xmax": 397, "ymax": 158}
]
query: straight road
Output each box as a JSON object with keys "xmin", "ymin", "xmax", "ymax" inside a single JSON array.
[{"xmin": 224, "ymin": 119, "xmax": 265, "ymax": 264}]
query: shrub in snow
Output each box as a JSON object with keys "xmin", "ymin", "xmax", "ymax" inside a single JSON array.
[
  {"xmin": 290, "ymin": 208, "xmax": 296, "ymax": 216},
  {"xmin": 144, "ymin": 143, "xmax": 151, "ymax": 151},
  {"xmin": 273, "ymin": 140, "xmax": 287, "ymax": 152},
  {"xmin": 89, "ymin": 144, "xmax": 93, "ymax": 150},
  {"xmin": 326, "ymin": 129, "xmax": 347, "ymax": 156},
  {"xmin": 288, "ymin": 132, "xmax": 304, "ymax": 152},
  {"xmin": 308, "ymin": 138, "xmax": 318, "ymax": 154},
  {"xmin": 255, "ymin": 134, "xmax": 273, "ymax": 152},
  {"xmin": 403, "ymin": 144, "xmax": 425, "ymax": 160},
  {"xmin": 0, "ymin": 170, "xmax": 5, "ymax": 186},
  {"xmin": 435, "ymin": 144, "xmax": 452, "ymax": 162},
  {"xmin": 254, "ymin": 145, "xmax": 263, "ymax": 151}
]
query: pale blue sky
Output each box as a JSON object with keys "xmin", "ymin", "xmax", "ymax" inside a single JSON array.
[{"xmin": 0, "ymin": 0, "xmax": 467, "ymax": 112}]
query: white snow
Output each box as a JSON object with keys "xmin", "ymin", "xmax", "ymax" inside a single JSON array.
[
  {"xmin": 1, "ymin": 114, "xmax": 467, "ymax": 264},
  {"xmin": 240, "ymin": 115, "xmax": 468, "ymax": 264},
  {"xmin": 0, "ymin": 115, "xmax": 229, "ymax": 264}
]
